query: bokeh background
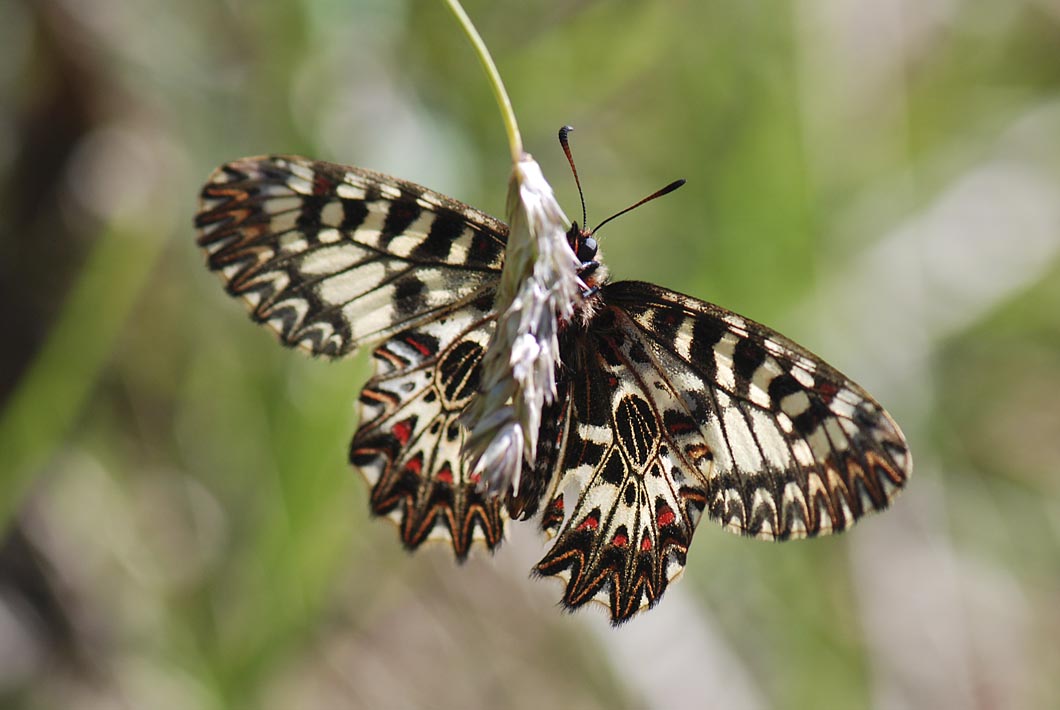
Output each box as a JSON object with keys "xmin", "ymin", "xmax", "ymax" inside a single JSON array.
[{"xmin": 2, "ymin": 1, "xmax": 1059, "ymax": 708}]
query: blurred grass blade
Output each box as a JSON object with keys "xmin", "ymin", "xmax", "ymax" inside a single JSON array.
[{"xmin": 0, "ymin": 225, "xmax": 164, "ymax": 528}]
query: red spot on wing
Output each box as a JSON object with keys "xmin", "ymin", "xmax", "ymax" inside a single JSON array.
[
  {"xmin": 391, "ymin": 418, "xmax": 414, "ymax": 446},
  {"xmin": 404, "ymin": 455, "xmax": 423, "ymax": 476},
  {"xmin": 640, "ymin": 536, "xmax": 652, "ymax": 552},
  {"xmin": 656, "ymin": 504, "xmax": 676, "ymax": 528},
  {"xmin": 312, "ymin": 173, "xmax": 333, "ymax": 196},
  {"xmin": 613, "ymin": 532, "xmax": 628, "ymax": 547},
  {"xmin": 816, "ymin": 381, "xmax": 839, "ymax": 402},
  {"xmin": 404, "ymin": 335, "xmax": 434, "ymax": 357},
  {"xmin": 436, "ymin": 465, "xmax": 454, "ymax": 484},
  {"xmin": 576, "ymin": 514, "xmax": 599, "ymax": 532},
  {"xmin": 542, "ymin": 495, "xmax": 565, "ymax": 531}
]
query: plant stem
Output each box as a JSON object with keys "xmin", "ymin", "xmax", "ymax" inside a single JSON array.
[{"xmin": 442, "ymin": 0, "xmax": 523, "ymax": 163}]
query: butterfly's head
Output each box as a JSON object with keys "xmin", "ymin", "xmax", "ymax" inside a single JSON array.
[
  {"xmin": 568, "ymin": 222, "xmax": 608, "ymax": 300},
  {"xmin": 568, "ymin": 223, "xmax": 599, "ymax": 263}
]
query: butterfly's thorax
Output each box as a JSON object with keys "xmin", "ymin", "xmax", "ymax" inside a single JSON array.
[{"xmin": 568, "ymin": 277, "xmax": 607, "ymax": 329}]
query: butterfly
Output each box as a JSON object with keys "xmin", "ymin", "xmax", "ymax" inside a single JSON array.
[{"xmin": 195, "ymin": 146, "xmax": 911, "ymax": 624}]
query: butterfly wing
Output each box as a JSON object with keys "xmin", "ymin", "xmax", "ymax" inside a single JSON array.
[
  {"xmin": 195, "ymin": 155, "xmax": 507, "ymax": 357},
  {"xmin": 350, "ymin": 294, "xmax": 510, "ymax": 558},
  {"xmin": 196, "ymin": 155, "xmax": 514, "ymax": 558},
  {"xmin": 350, "ymin": 295, "xmax": 579, "ymax": 557},
  {"xmin": 535, "ymin": 280, "xmax": 911, "ymax": 623}
]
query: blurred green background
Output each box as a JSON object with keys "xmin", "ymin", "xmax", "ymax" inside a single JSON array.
[{"xmin": 2, "ymin": 1, "xmax": 1059, "ymax": 708}]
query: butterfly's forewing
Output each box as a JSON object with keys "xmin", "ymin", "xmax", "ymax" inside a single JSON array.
[
  {"xmin": 606, "ymin": 281, "xmax": 910, "ymax": 537},
  {"xmin": 195, "ymin": 156, "xmax": 507, "ymax": 357},
  {"xmin": 350, "ymin": 293, "xmax": 509, "ymax": 558},
  {"xmin": 535, "ymin": 281, "xmax": 911, "ymax": 623}
]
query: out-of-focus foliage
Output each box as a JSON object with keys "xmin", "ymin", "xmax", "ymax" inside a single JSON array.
[{"xmin": 1, "ymin": 1, "xmax": 1058, "ymax": 708}]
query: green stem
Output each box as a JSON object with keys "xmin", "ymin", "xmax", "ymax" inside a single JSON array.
[{"xmin": 443, "ymin": 0, "xmax": 523, "ymax": 163}]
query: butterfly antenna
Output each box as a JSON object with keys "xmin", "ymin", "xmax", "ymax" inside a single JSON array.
[
  {"xmin": 591, "ymin": 179, "xmax": 686, "ymax": 235},
  {"xmin": 558, "ymin": 125, "xmax": 588, "ymax": 230}
]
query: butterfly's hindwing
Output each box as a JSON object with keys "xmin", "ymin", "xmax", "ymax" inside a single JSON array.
[
  {"xmin": 533, "ymin": 320, "xmax": 708, "ymax": 623},
  {"xmin": 350, "ymin": 293, "xmax": 507, "ymax": 559},
  {"xmin": 195, "ymin": 156, "xmax": 507, "ymax": 357}
]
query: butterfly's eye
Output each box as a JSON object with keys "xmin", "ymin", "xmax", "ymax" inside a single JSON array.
[{"xmin": 577, "ymin": 236, "xmax": 598, "ymax": 262}]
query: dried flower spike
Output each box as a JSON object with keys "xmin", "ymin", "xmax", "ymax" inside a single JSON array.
[{"xmin": 462, "ymin": 155, "xmax": 583, "ymax": 496}]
